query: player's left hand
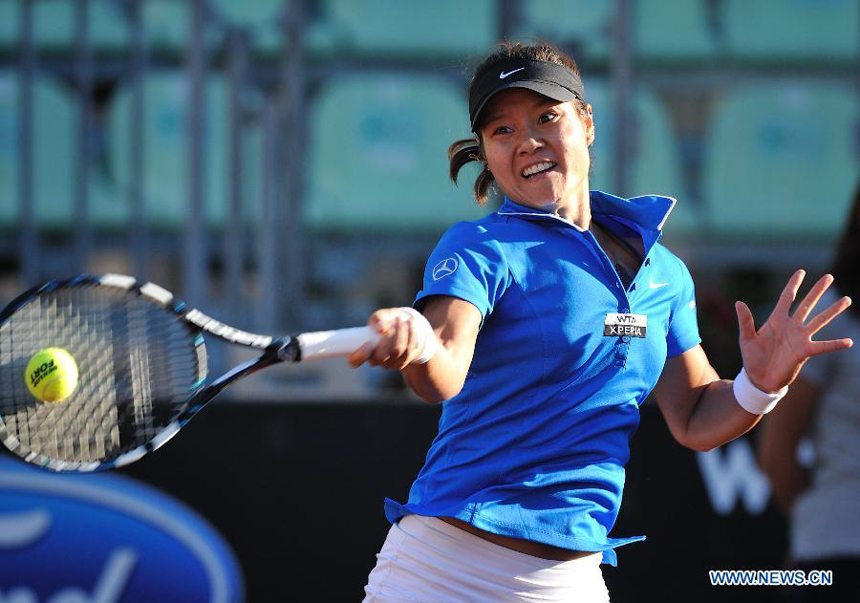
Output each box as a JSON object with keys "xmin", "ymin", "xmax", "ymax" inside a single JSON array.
[{"xmin": 734, "ymin": 269, "xmax": 853, "ymax": 393}]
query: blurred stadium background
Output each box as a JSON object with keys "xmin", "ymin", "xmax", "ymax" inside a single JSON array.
[{"xmin": 0, "ymin": 0, "xmax": 857, "ymax": 601}]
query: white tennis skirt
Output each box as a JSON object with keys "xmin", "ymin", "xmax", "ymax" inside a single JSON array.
[{"xmin": 362, "ymin": 514, "xmax": 611, "ymax": 602}]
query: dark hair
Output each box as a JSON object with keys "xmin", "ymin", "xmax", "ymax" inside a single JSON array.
[
  {"xmin": 448, "ymin": 41, "xmax": 589, "ymax": 205},
  {"xmin": 830, "ymin": 178, "xmax": 860, "ymax": 317}
]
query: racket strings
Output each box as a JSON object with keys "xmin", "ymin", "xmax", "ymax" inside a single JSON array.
[{"xmin": 0, "ymin": 285, "xmax": 204, "ymax": 467}]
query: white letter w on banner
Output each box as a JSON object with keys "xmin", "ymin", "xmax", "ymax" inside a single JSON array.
[{"xmin": 696, "ymin": 439, "xmax": 771, "ymax": 515}]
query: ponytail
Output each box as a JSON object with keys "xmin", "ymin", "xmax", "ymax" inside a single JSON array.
[{"xmin": 447, "ymin": 137, "xmax": 494, "ymax": 206}]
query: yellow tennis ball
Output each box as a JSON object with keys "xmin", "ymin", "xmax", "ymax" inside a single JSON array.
[{"xmin": 25, "ymin": 347, "xmax": 79, "ymax": 402}]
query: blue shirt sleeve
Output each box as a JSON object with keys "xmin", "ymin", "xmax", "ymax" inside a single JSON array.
[
  {"xmin": 414, "ymin": 221, "xmax": 511, "ymax": 320},
  {"xmin": 666, "ymin": 256, "xmax": 701, "ymax": 358}
]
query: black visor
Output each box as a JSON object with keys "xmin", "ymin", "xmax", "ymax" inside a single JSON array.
[{"xmin": 468, "ymin": 59, "xmax": 585, "ymax": 132}]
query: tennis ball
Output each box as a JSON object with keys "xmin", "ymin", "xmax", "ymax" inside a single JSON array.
[{"xmin": 25, "ymin": 347, "xmax": 79, "ymax": 402}]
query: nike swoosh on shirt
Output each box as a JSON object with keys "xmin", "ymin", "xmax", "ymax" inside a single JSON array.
[
  {"xmin": 499, "ymin": 67, "xmax": 525, "ymax": 79},
  {"xmin": 649, "ymin": 278, "xmax": 670, "ymax": 289}
]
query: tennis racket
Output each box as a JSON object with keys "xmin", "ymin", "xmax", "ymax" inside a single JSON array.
[{"xmin": 0, "ymin": 274, "xmax": 380, "ymax": 472}]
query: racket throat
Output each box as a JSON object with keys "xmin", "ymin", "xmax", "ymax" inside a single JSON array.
[{"xmin": 269, "ymin": 337, "xmax": 301, "ymax": 363}]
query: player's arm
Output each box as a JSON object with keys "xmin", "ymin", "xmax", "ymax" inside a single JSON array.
[
  {"xmin": 655, "ymin": 270, "xmax": 852, "ymax": 452},
  {"xmin": 756, "ymin": 377, "xmax": 818, "ymax": 515},
  {"xmin": 653, "ymin": 345, "xmax": 760, "ymax": 452},
  {"xmin": 348, "ymin": 296, "xmax": 481, "ymax": 403}
]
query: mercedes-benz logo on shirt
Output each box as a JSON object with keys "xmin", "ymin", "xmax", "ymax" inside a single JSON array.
[{"xmin": 432, "ymin": 257, "xmax": 459, "ymax": 281}]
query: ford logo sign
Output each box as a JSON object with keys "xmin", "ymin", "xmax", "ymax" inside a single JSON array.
[{"xmin": 0, "ymin": 458, "xmax": 243, "ymax": 602}]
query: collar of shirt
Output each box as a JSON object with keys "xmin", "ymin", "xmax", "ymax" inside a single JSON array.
[
  {"xmin": 498, "ymin": 191, "xmax": 676, "ymax": 262},
  {"xmin": 497, "ymin": 190, "xmax": 676, "ymax": 232}
]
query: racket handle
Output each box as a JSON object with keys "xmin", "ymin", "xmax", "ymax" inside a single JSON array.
[{"xmin": 296, "ymin": 326, "xmax": 381, "ymax": 361}]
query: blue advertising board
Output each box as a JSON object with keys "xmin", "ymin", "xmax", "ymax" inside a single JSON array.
[{"xmin": 0, "ymin": 458, "xmax": 244, "ymax": 602}]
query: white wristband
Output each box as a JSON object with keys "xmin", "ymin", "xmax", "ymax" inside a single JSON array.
[
  {"xmin": 393, "ymin": 307, "xmax": 439, "ymax": 364},
  {"xmin": 732, "ymin": 367, "xmax": 788, "ymax": 415}
]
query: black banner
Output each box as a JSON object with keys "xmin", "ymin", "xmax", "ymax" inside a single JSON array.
[{"xmin": 3, "ymin": 400, "xmax": 789, "ymax": 601}]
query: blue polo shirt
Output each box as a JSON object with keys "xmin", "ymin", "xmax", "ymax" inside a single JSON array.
[{"xmin": 384, "ymin": 191, "xmax": 701, "ymax": 566}]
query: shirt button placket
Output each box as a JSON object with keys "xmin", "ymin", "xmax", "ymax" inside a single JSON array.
[{"xmin": 615, "ymin": 326, "xmax": 630, "ymax": 366}]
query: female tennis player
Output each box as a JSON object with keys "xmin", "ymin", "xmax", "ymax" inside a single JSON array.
[{"xmin": 349, "ymin": 41, "xmax": 854, "ymax": 602}]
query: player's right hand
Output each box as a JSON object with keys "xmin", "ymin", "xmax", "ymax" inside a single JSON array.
[{"xmin": 348, "ymin": 307, "xmax": 437, "ymax": 370}]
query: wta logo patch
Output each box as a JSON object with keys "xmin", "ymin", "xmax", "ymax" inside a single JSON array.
[
  {"xmin": 604, "ymin": 313, "xmax": 648, "ymax": 338},
  {"xmin": 432, "ymin": 257, "xmax": 458, "ymax": 281}
]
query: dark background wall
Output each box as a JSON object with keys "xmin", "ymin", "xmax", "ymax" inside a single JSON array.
[{"xmin": 91, "ymin": 400, "xmax": 790, "ymax": 602}]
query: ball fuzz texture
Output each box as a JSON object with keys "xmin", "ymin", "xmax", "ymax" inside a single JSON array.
[{"xmin": 25, "ymin": 348, "xmax": 79, "ymax": 402}]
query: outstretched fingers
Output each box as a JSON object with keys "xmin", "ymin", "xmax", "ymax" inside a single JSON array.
[
  {"xmin": 804, "ymin": 293, "xmax": 853, "ymax": 358},
  {"xmin": 774, "ymin": 269, "xmax": 806, "ymax": 317},
  {"xmin": 809, "ymin": 336, "xmax": 854, "ymax": 356},
  {"xmin": 806, "ymin": 294, "xmax": 853, "ymax": 336},
  {"xmin": 793, "ymin": 273, "xmax": 834, "ymax": 324},
  {"xmin": 735, "ymin": 300, "xmax": 757, "ymax": 342}
]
